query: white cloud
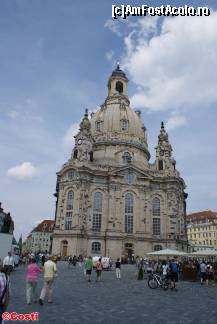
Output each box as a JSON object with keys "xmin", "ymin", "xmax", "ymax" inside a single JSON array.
[
  {"xmin": 104, "ymin": 19, "xmax": 122, "ymax": 37},
  {"xmin": 165, "ymin": 115, "xmax": 188, "ymax": 131},
  {"xmin": 7, "ymin": 162, "xmax": 39, "ymax": 180},
  {"xmin": 106, "ymin": 50, "xmax": 115, "ymax": 62},
  {"xmin": 8, "ymin": 110, "xmax": 19, "ymax": 119},
  {"xmin": 122, "ymin": 13, "xmax": 217, "ymax": 112},
  {"xmin": 63, "ymin": 122, "xmax": 80, "ymax": 150}
]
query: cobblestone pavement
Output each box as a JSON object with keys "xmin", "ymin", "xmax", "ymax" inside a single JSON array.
[{"xmin": 5, "ymin": 262, "xmax": 217, "ymax": 324}]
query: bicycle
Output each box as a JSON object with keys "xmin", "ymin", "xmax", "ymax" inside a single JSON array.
[{"xmin": 148, "ymin": 273, "xmax": 172, "ymax": 290}]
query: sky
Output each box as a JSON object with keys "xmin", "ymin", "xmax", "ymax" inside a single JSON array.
[{"xmin": 0, "ymin": 0, "xmax": 217, "ymax": 240}]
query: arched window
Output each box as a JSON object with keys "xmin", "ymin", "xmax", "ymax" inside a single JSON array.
[
  {"xmin": 116, "ymin": 81, "xmax": 123, "ymax": 93},
  {"xmin": 154, "ymin": 245, "xmax": 162, "ymax": 252},
  {"xmin": 92, "ymin": 192, "xmax": 103, "ymax": 232},
  {"xmin": 125, "ymin": 193, "xmax": 134, "ymax": 233},
  {"xmin": 66, "ymin": 191, "xmax": 74, "ymax": 210},
  {"xmin": 123, "ymin": 152, "xmax": 132, "ymax": 163},
  {"xmin": 73, "ymin": 149, "xmax": 78, "ymax": 159},
  {"xmin": 91, "ymin": 242, "xmax": 101, "ymax": 253},
  {"xmin": 158, "ymin": 160, "xmax": 164, "ymax": 171},
  {"xmin": 152, "ymin": 197, "xmax": 161, "ymax": 235},
  {"xmin": 89, "ymin": 151, "xmax": 93, "ymax": 162},
  {"xmin": 120, "ymin": 119, "xmax": 129, "ymax": 131}
]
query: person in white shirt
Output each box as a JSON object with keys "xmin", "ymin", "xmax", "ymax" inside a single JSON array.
[
  {"xmin": 3, "ymin": 252, "xmax": 14, "ymax": 275},
  {"xmin": 39, "ymin": 256, "xmax": 57, "ymax": 305},
  {"xmin": 161, "ymin": 261, "xmax": 168, "ymax": 279}
]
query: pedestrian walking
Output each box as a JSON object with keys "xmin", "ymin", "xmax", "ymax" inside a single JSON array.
[
  {"xmin": 3, "ymin": 252, "xmax": 14, "ymax": 275},
  {"xmin": 206, "ymin": 263, "xmax": 213, "ymax": 285},
  {"xmin": 35, "ymin": 254, "xmax": 40, "ymax": 266},
  {"xmin": 39, "ymin": 256, "xmax": 57, "ymax": 305},
  {"xmin": 200, "ymin": 260, "xmax": 207, "ymax": 285},
  {"xmin": 26, "ymin": 258, "xmax": 41, "ymax": 305},
  {"xmin": 137, "ymin": 259, "xmax": 144, "ymax": 280},
  {"xmin": 68, "ymin": 256, "xmax": 73, "ymax": 268},
  {"xmin": 161, "ymin": 261, "xmax": 168, "ymax": 279},
  {"xmin": 0, "ymin": 267, "xmax": 10, "ymax": 324},
  {"xmin": 115, "ymin": 258, "xmax": 121, "ymax": 279},
  {"xmin": 169, "ymin": 259, "xmax": 179, "ymax": 291},
  {"xmin": 72, "ymin": 255, "xmax": 77, "ymax": 267},
  {"xmin": 41, "ymin": 255, "xmax": 46, "ymax": 267},
  {"xmin": 84, "ymin": 256, "xmax": 93, "ymax": 282},
  {"xmin": 96, "ymin": 258, "xmax": 103, "ymax": 282}
]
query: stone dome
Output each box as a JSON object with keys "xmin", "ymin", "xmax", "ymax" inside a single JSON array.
[
  {"xmin": 91, "ymin": 104, "xmax": 145, "ymax": 140},
  {"xmin": 90, "ymin": 102, "xmax": 150, "ymax": 161},
  {"xmin": 88, "ymin": 67, "xmax": 150, "ymax": 165}
]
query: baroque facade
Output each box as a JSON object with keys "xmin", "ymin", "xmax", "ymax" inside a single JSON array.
[{"xmin": 52, "ymin": 66, "xmax": 188, "ymax": 259}]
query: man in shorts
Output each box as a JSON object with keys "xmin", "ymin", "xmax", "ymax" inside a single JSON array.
[{"xmin": 169, "ymin": 259, "xmax": 179, "ymax": 291}]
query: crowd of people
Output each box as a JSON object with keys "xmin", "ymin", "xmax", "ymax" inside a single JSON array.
[
  {"xmin": 136, "ymin": 257, "xmax": 217, "ymax": 289},
  {"xmin": 1, "ymin": 251, "xmax": 217, "ymax": 324}
]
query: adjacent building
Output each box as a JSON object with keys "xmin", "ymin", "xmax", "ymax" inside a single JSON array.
[
  {"xmin": 187, "ymin": 210, "xmax": 217, "ymax": 251},
  {"xmin": 0, "ymin": 202, "xmax": 14, "ymax": 234},
  {"xmin": 25, "ymin": 220, "xmax": 55, "ymax": 254},
  {"xmin": 52, "ymin": 66, "xmax": 188, "ymax": 259},
  {"xmin": 0, "ymin": 202, "xmax": 14, "ymax": 260}
]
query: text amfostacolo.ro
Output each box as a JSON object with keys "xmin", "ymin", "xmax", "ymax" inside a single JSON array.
[{"xmin": 112, "ymin": 5, "xmax": 211, "ymax": 19}]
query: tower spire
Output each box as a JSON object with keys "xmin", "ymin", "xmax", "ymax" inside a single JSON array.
[{"xmin": 155, "ymin": 122, "xmax": 175, "ymax": 172}]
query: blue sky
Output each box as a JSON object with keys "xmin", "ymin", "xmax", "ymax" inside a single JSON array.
[{"xmin": 0, "ymin": 0, "xmax": 216, "ymax": 239}]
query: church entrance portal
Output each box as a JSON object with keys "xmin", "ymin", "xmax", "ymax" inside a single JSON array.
[
  {"xmin": 61, "ymin": 240, "xmax": 68, "ymax": 257},
  {"xmin": 123, "ymin": 243, "xmax": 135, "ymax": 264}
]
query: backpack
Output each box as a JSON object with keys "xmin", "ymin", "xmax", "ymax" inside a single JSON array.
[{"xmin": 170, "ymin": 262, "xmax": 178, "ymax": 273}]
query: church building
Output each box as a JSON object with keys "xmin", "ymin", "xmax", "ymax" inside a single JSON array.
[{"xmin": 52, "ymin": 65, "xmax": 188, "ymax": 259}]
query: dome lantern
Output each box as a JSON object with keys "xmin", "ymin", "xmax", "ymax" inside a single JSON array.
[{"xmin": 108, "ymin": 64, "xmax": 128, "ymax": 98}]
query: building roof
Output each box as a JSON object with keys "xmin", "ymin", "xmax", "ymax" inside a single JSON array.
[
  {"xmin": 187, "ymin": 210, "xmax": 217, "ymax": 223},
  {"xmin": 31, "ymin": 220, "xmax": 55, "ymax": 233}
]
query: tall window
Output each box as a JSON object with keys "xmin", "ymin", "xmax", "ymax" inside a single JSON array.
[
  {"xmin": 120, "ymin": 119, "xmax": 129, "ymax": 131},
  {"xmin": 92, "ymin": 192, "xmax": 102, "ymax": 232},
  {"xmin": 65, "ymin": 212, "xmax": 72, "ymax": 230},
  {"xmin": 126, "ymin": 172, "xmax": 134, "ymax": 185},
  {"xmin": 125, "ymin": 193, "xmax": 134, "ymax": 233},
  {"xmin": 91, "ymin": 242, "xmax": 101, "ymax": 253},
  {"xmin": 152, "ymin": 197, "xmax": 161, "ymax": 235},
  {"xmin": 96, "ymin": 121, "xmax": 103, "ymax": 132},
  {"xmin": 153, "ymin": 198, "xmax": 160, "ymax": 216},
  {"xmin": 153, "ymin": 219, "xmax": 161, "ymax": 235},
  {"xmin": 66, "ymin": 191, "xmax": 74, "ymax": 210}
]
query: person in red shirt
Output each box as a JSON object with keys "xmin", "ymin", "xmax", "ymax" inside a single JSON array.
[{"xmin": 26, "ymin": 258, "xmax": 42, "ymax": 304}]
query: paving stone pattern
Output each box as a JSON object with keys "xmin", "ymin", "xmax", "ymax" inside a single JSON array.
[{"xmin": 6, "ymin": 262, "xmax": 217, "ymax": 324}]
